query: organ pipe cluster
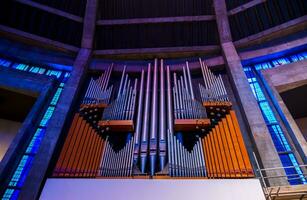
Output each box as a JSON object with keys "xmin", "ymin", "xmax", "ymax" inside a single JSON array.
[
  {"xmin": 198, "ymin": 59, "xmax": 229, "ymax": 103},
  {"xmin": 102, "ymin": 67, "xmax": 138, "ymax": 121},
  {"xmin": 83, "ymin": 65, "xmax": 113, "ymax": 105},
  {"xmin": 99, "ymin": 136, "xmax": 134, "ymax": 177},
  {"xmin": 53, "ymin": 58, "xmax": 254, "ymax": 179},
  {"xmin": 173, "ymin": 63, "xmax": 207, "ymax": 120}
]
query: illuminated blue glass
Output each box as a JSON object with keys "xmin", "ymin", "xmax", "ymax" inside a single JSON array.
[
  {"xmin": 272, "ymin": 58, "xmax": 290, "ymax": 67},
  {"xmin": 25, "ymin": 128, "xmax": 46, "ymax": 154},
  {"xmin": 2, "ymin": 189, "xmax": 19, "ymax": 200},
  {"xmin": 50, "ymin": 87, "xmax": 63, "ymax": 106},
  {"xmin": 255, "ymin": 62, "xmax": 272, "ymax": 70},
  {"xmin": 12, "ymin": 63, "xmax": 29, "ymax": 71},
  {"xmin": 243, "ymin": 51, "xmax": 307, "ymax": 185},
  {"xmin": 0, "ymin": 58, "xmax": 11, "ymax": 67},
  {"xmin": 46, "ymin": 70, "xmax": 62, "ymax": 78},
  {"xmin": 39, "ymin": 106, "xmax": 55, "ymax": 127},
  {"xmin": 8, "ymin": 155, "xmax": 34, "ymax": 187},
  {"xmin": 259, "ymin": 102, "xmax": 277, "ymax": 124},
  {"xmin": 0, "ymin": 58, "xmax": 71, "ymax": 200},
  {"xmin": 29, "ymin": 66, "xmax": 46, "ymax": 74}
]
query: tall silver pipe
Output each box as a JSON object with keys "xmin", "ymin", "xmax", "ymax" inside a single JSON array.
[
  {"xmin": 182, "ymin": 66, "xmax": 190, "ymax": 96},
  {"xmin": 103, "ymin": 64, "xmax": 113, "ymax": 91},
  {"xmin": 99, "ymin": 138, "xmax": 108, "ymax": 176},
  {"xmin": 173, "ymin": 73, "xmax": 181, "ymax": 119},
  {"xmin": 100, "ymin": 67, "xmax": 108, "ymax": 91},
  {"xmin": 186, "ymin": 62, "xmax": 195, "ymax": 100},
  {"xmin": 103, "ymin": 142, "xmax": 111, "ymax": 176},
  {"xmin": 133, "ymin": 70, "xmax": 145, "ymax": 164},
  {"xmin": 166, "ymin": 66, "xmax": 174, "ymax": 176},
  {"xmin": 159, "ymin": 59, "xmax": 166, "ymax": 171},
  {"xmin": 118, "ymin": 65, "xmax": 127, "ymax": 97},
  {"xmin": 125, "ymin": 86, "xmax": 133, "ymax": 119},
  {"xmin": 140, "ymin": 64, "xmax": 151, "ymax": 173},
  {"xmin": 129, "ymin": 80, "xmax": 137, "ymax": 119},
  {"xmin": 149, "ymin": 59, "xmax": 158, "ymax": 176},
  {"xmin": 198, "ymin": 138, "xmax": 206, "ymax": 176},
  {"xmin": 179, "ymin": 77, "xmax": 187, "ymax": 119}
]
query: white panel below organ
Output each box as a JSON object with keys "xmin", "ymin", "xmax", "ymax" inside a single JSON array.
[{"xmin": 40, "ymin": 178, "xmax": 265, "ymax": 200}]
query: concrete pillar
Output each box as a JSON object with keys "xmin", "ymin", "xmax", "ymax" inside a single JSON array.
[
  {"xmin": 19, "ymin": 0, "xmax": 98, "ymax": 197},
  {"xmin": 81, "ymin": 0, "xmax": 98, "ymax": 49},
  {"xmin": 213, "ymin": 0, "xmax": 287, "ymax": 186},
  {"xmin": 18, "ymin": 49, "xmax": 91, "ymax": 199}
]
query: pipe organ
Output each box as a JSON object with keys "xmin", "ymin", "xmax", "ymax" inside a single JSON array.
[{"xmin": 53, "ymin": 58, "xmax": 254, "ymax": 179}]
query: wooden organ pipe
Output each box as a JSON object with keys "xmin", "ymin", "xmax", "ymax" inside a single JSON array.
[
  {"xmin": 53, "ymin": 114, "xmax": 105, "ymax": 177},
  {"xmin": 201, "ymin": 112, "xmax": 254, "ymax": 178}
]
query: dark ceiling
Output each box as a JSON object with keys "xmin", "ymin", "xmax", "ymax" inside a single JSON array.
[
  {"xmin": 0, "ymin": 0, "xmax": 305, "ymax": 50},
  {"xmin": 280, "ymin": 84, "xmax": 307, "ymax": 119},
  {"xmin": 0, "ymin": 88, "xmax": 36, "ymax": 122}
]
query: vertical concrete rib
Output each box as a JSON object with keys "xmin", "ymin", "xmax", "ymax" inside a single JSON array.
[
  {"xmin": 19, "ymin": 0, "xmax": 98, "ymax": 198},
  {"xmin": 213, "ymin": 0, "xmax": 287, "ymax": 186}
]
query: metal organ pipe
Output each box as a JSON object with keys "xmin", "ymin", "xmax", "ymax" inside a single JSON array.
[
  {"xmin": 133, "ymin": 70, "xmax": 145, "ymax": 165},
  {"xmin": 140, "ymin": 63, "xmax": 151, "ymax": 173},
  {"xmin": 150, "ymin": 59, "xmax": 158, "ymax": 176},
  {"xmin": 118, "ymin": 65, "xmax": 127, "ymax": 97},
  {"xmin": 166, "ymin": 66, "xmax": 174, "ymax": 176},
  {"xmin": 159, "ymin": 59, "xmax": 166, "ymax": 172},
  {"xmin": 186, "ymin": 62, "xmax": 195, "ymax": 100}
]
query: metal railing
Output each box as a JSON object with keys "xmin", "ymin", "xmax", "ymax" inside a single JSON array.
[{"xmin": 253, "ymin": 152, "xmax": 307, "ymax": 200}]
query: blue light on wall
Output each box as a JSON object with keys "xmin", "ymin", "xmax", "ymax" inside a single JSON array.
[
  {"xmin": 0, "ymin": 58, "xmax": 71, "ymax": 200},
  {"xmin": 243, "ymin": 51, "xmax": 307, "ymax": 185}
]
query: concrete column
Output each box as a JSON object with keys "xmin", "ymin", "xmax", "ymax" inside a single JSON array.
[
  {"xmin": 213, "ymin": 0, "xmax": 287, "ymax": 186},
  {"xmin": 81, "ymin": 0, "xmax": 98, "ymax": 49},
  {"xmin": 19, "ymin": 0, "xmax": 98, "ymax": 197},
  {"xmin": 19, "ymin": 49, "xmax": 91, "ymax": 200}
]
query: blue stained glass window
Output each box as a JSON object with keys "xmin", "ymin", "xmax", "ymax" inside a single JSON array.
[
  {"xmin": 26, "ymin": 128, "xmax": 46, "ymax": 154},
  {"xmin": 255, "ymin": 62, "xmax": 272, "ymax": 70},
  {"xmin": 0, "ymin": 57, "xmax": 72, "ymax": 200},
  {"xmin": 46, "ymin": 70, "xmax": 62, "ymax": 78},
  {"xmin": 0, "ymin": 58, "xmax": 11, "ymax": 67},
  {"xmin": 39, "ymin": 106, "xmax": 55, "ymax": 127},
  {"xmin": 12, "ymin": 63, "xmax": 29, "ymax": 71},
  {"xmin": 29, "ymin": 66, "xmax": 46, "ymax": 74},
  {"xmin": 243, "ymin": 51, "xmax": 307, "ymax": 185},
  {"xmin": 8, "ymin": 155, "xmax": 34, "ymax": 187},
  {"xmin": 272, "ymin": 58, "xmax": 290, "ymax": 67},
  {"xmin": 259, "ymin": 101, "xmax": 277, "ymax": 124},
  {"xmin": 50, "ymin": 88, "xmax": 63, "ymax": 106},
  {"xmin": 2, "ymin": 189, "xmax": 19, "ymax": 200}
]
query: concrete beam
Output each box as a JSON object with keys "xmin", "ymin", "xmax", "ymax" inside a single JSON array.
[
  {"xmin": 234, "ymin": 16, "xmax": 307, "ymax": 49},
  {"xmin": 228, "ymin": 0, "xmax": 266, "ymax": 16},
  {"xmin": 213, "ymin": 0, "xmax": 287, "ymax": 186},
  {"xmin": 261, "ymin": 60, "xmax": 307, "ymax": 93},
  {"xmin": 97, "ymin": 15, "xmax": 215, "ymax": 26},
  {"xmin": 0, "ymin": 25, "xmax": 79, "ymax": 53},
  {"xmin": 81, "ymin": 0, "xmax": 98, "ymax": 49},
  {"xmin": 15, "ymin": 0, "xmax": 83, "ymax": 22},
  {"xmin": 18, "ymin": 48, "xmax": 91, "ymax": 200},
  {"xmin": 238, "ymin": 36, "xmax": 307, "ymax": 63},
  {"xmin": 93, "ymin": 45, "xmax": 220, "ymax": 59}
]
